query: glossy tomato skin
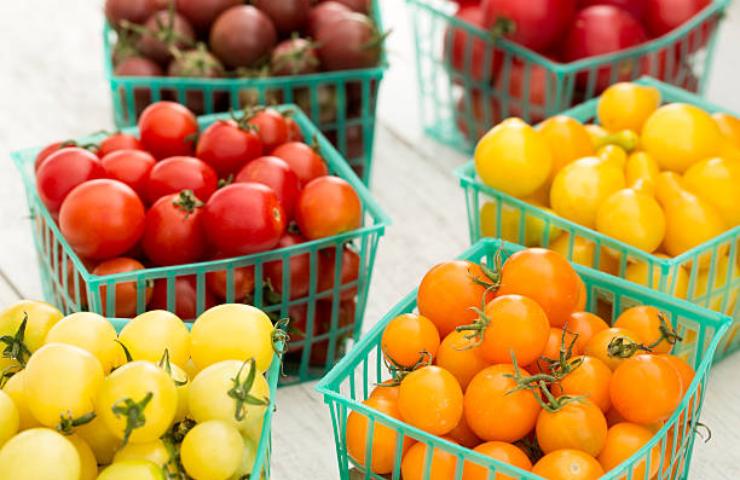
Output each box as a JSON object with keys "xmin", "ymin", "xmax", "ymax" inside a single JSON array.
[
  {"xmin": 35, "ymin": 141, "xmax": 70, "ymax": 171},
  {"xmin": 205, "ymin": 258, "xmax": 256, "ymax": 301},
  {"xmin": 142, "ymin": 192, "xmax": 208, "ymax": 266},
  {"xmin": 92, "ymin": 257, "xmax": 152, "ymax": 317},
  {"xmin": 264, "ymin": 233, "xmax": 311, "ymax": 299},
  {"xmin": 98, "ymin": 133, "xmax": 143, "ymax": 157},
  {"xmin": 36, "ymin": 148, "xmax": 105, "ymax": 213},
  {"xmin": 318, "ymin": 245, "xmax": 360, "ymax": 300},
  {"xmin": 444, "ymin": 6, "xmax": 502, "ymax": 84},
  {"xmin": 296, "ymin": 176, "xmax": 362, "ymax": 239},
  {"xmin": 60, "ymin": 180, "xmax": 146, "ymax": 260},
  {"xmin": 481, "ymin": 0, "xmax": 576, "ymax": 53},
  {"xmin": 645, "ymin": 0, "xmax": 710, "ymax": 37},
  {"xmin": 149, "ymin": 276, "xmax": 217, "ymax": 321},
  {"xmin": 146, "ymin": 156, "xmax": 218, "ymax": 204},
  {"xmin": 247, "ymin": 108, "xmax": 289, "ymax": 151},
  {"xmin": 285, "ymin": 116, "xmax": 303, "ymax": 142},
  {"xmin": 496, "ymin": 61, "xmax": 550, "ymax": 123},
  {"xmin": 270, "ymin": 142, "xmax": 328, "ymax": 186},
  {"xmin": 203, "ymin": 182, "xmax": 286, "ymax": 256},
  {"xmin": 138, "ymin": 101, "xmax": 198, "ymax": 159},
  {"xmin": 195, "ymin": 119, "xmax": 263, "ymax": 177},
  {"xmin": 235, "ymin": 156, "xmax": 301, "ymax": 220},
  {"xmin": 455, "ymin": 90, "xmax": 501, "ymax": 143},
  {"xmin": 578, "ymin": 0, "xmax": 646, "ymax": 20},
  {"xmin": 100, "ymin": 149, "xmax": 156, "ymax": 199}
]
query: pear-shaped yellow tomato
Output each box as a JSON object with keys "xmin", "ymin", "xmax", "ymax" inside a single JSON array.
[
  {"xmin": 625, "ymin": 254, "xmax": 689, "ymax": 299},
  {"xmin": 683, "ymin": 157, "xmax": 740, "ymax": 227},
  {"xmin": 550, "ymin": 157, "xmax": 626, "ymax": 228},
  {"xmin": 0, "ymin": 300, "xmax": 63, "ymax": 373},
  {"xmin": 549, "ymin": 233, "xmax": 620, "ymax": 275},
  {"xmin": 0, "ymin": 428, "xmax": 80, "ymax": 480},
  {"xmin": 44, "ymin": 312, "xmax": 119, "ymax": 373},
  {"xmin": 692, "ymin": 258, "xmax": 739, "ymax": 314},
  {"xmin": 480, "ymin": 201, "xmax": 560, "ymax": 247},
  {"xmin": 625, "ymin": 152, "xmax": 660, "ymax": 194},
  {"xmin": 537, "ymin": 115, "xmax": 594, "ymax": 177},
  {"xmin": 713, "ymin": 112, "xmax": 740, "ymax": 148},
  {"xmin": 597, "ymin": 82, "xmax": 661, "ymax": 133},
  {"xmin": 642, "ymin": 103, "xmax": 722, "ymax": 173},
  {"xmin": 0, "ymin": 389, "xmax": 19, "ymax": 447},
  {"xmin": 596, "ymin": 188, "xmax": 666, "ymax": 253},
  {"xmin": 474, "ymin": 118, "xmax": 553, "ymax": 198},
  {"xmin": 597, "ymin": 144, "xmax": 628, "ymax": 169},
  {"xmin": 118, "ymin": 310, "xmax": 190, "ymax": 368},
  {"xmin": 2, "ymin": 370, "xmax": 39, "ymax": 430},
  {"xmin": 585, "ymin": 124, "xmax": 608, "ymax": 148}
]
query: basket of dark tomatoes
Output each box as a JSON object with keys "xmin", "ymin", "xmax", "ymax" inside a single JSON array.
[
  {"xmin": 104, "ymin": 0, "xmax": 387, "ymax": 184},
  {"xmin": 12, "ymin": 101, "xmax": 389, "ymax": 385}
]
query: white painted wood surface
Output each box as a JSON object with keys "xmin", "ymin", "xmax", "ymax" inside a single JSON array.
[{"xmin": 1, "ymin": 0, "xmax": 739, "ymax": 478}]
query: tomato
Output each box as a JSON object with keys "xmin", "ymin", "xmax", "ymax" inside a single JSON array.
[
  {"xmin": 271, "ymin": 141, "xmax": 329, "ymax": 186},
  {"xmin": 553, "ymin": 355, "xmax": 613, "ymax": 413},
  {"xmin": 285, "ymin": 299, "xmax": 357, "ymax": 367},
  {"xmin": 113, "ymin": 439, "xmax": 170, "ymax": 469},
  {"xmin": 598, "ymin": 422, "xmax": 660, "ymax": 478},
  {"xmin": 435, "ymin": 330, "xmax": 489, "ymax": 390},
  {"xmin": 196, "ymin": 119, "xmax": 263, "ymax": 177},
  {"xmin": 463, "ymin": 441, "xmax": 532, "ymax": 480},
  {"xmin": 614, "ymin": 306, "xmax": 676, "ymax": 354},
  {"xmin": 448, "ymin": 414, "xmax": 481, "ymax": 448},
  {"xmin": 285, "ymin": 115, "xmax": 303, "ymax": 141},
  {"xmin": 0, "ymin": 300, "xmax": 63, "ymax": 373},
  {"xmin": 536, "ymin": 399, "xmax": 607, "ymax": 456},
  {"xmin": 480, "ymin": 0, "xmax": 576, "ymax": 53},
  {"xmin": 36, "ymin": 147, "xmax": 105, "ymax": 213},
  {"xmin": 583, "ymin": 327, "xmax": 641, "ymax": 370},
  {"xmin": 3, "ymin": 370, "xmax": 40, "ymax": 431},
  {"xmin": 537, "ymin": 116, "xmax": 595, "ymax": 178},
  {"xmin": 181, "ymin": 420, "xmax": 244, "ymax": 480},
  {"xmin": 398, "ymin": 366, "xmax": 463, "ymax": 436},
  {"xmin": 75, "ymin": 415, "xmax": 121, "ymax": 464},
  {"xmin": 142, "ymin": 191, "xmax": 207, "ymax": 266},
  {"xmin": 150, "ymin": 276, "xmax": 217, "ymax": 321},
  {"xmin": 464, "ymin": 364, "xmax": 541, "ymax": 442},
  {"xmin": 68, "ymin": 434, "xmax": 97, "ymax": 480},
  {"xmin": 536, "ymin": 328, "xmax": 583, "ymax": 375},
  {"xmin": 577, "ymin": 0, "xmax": 645, "ymax": 20},
  {"xmin": 44, "ymin": 311, "xmax": 119, "ymax": 373},
  {"xmin": 444, "ymin": 6, "xmax": 502, "ymax": 84},
  {"xmin": 296, "ymin": 176, "xmax": 362, "ymax": 240},
  {"xmin": 247, "ymin": 108, "xmax": 289, "ymax": 151},
  {"xmin": 496, "ymin": 61, "xmax": 553, "ymax": 124},
  {"xmin": 60, "ymin": 179, "xmax": 146, "ymax": 260},
  {"xmin": 98, "ymin": 132, "xmax": 143, "ymax": 157},
  {"xmin": 318, "ymin": 245, "xmax": 360, "ymax": 300},
  {"xmin": 191, "ymin": 304, "xmax": 275, "ymax": 372},
  {"xmin": 575, "ymin": 275, "xmax": 587, "ymax": 311},
  {"xmin": 382, "ymin": 313, "xmax": 440, "ymax": 368},
  {"xmin": 119, "ymin": 310, "xmax": 190, "ymax": 367},
  {"xmin": 34, "ymin": 140, "xmax": 72, "ymax": 171},
  {"xmin": 236, "ymin": 155, "xmax": 301, "ymax": 219},
  {"xmin": 347, "ymin": 397, "xmax": 413, "ymax": 474},
  {"xmin": 206, "ymin": 260, "xmax": 256, "ymax": 301},
  {"xmin": 100, "ymin": 149, "xmax": 156, "ymax": 199},
  {"xmin": 401, "ymin": 439, "xmax": 461, "ymax": 480},
  {"xmin": 417, "ymin": 261, "xmax": 495, "ymax": 337},
  {"xmin": 597, "ymin": 83, "xmax": 662, "ymax": 134},
  {"xmin": 24, "ymin": 343, "xmax": 103, "ymax": 427},
  {"xmin": 92, "ymin": 257, "xmax": 152, "ymax": 317},
  {"xmin": 0, "ymin": 389, "xmax": 18, "ymax": 447},
  {"xmin": 203, "ymin": 183, "xmax": 286, "ymax": 256},
  {"xmin": 498, "ymin": 248, "xmax": 581, "ymax": 327},
  {"xmin": 138, "ymin": 101, "xmax": 198, "ymax": 159},
  {"xmin": 263, "ymin": 233, "xmax": 310, "ymax": 299},
  {"xmin": 532, "ymin": 449, "xmax": 604, "ymax": 479},
  {"xmin": 146, "ymin": 156, "xmax": 218, "ymax": 204},
  {"xmin": 369, "ymin": 381, "xmax": 401, "ymax": 404},
  {"xmin": 660, "ymin": 353, "xmax": 699, "ymax": 424},
  {"xmin": 98, "ymin": 460, "xmax": 164, "ymax": 480},
  {"xmin": 645, "ymin": 0, "xmax": 710, "ymax": 37},
  {"xmin": 0, "ymin": 428, "xmax": 81, "ymax": 479},
  {"xmin": 455, "ymin": 89, "xmax": 502, "ymax": 143},
  {"xmin": 567, "ymin": 312, "xmax": 609, "ymax": 353},
  {"xmin": 684, "ymin": 156, "xmax": 740, "ymax": 227}
]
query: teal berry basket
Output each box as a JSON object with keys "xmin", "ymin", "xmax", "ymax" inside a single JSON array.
[
  {"xmin": 102, "ymin": 1, "xmax": 388, "ymax": 185},
  {"xmin": 108, "ymin": 317, "xmax": 282, "ymax": 478},
  {"xmin": 456, "ymin": 77, "xmax": 740, "ymax": 360},
  {"xmin": 405, "ymin": 0, "xmax": 730, "ymax": 153},
  {"xmin": 12, "ymin": 105, "xmax": 390, "ymax": 386},
  {"xmin": 316, "ymin": 239, "xmax": 732, "ymax": 480}
]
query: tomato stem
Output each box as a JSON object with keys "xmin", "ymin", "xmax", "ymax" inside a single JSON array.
[
  {"xmin": 607, "ymin": 336, "xmax": 652, "ymax": 359},
  {"xmin": 650, "ymin": 312, "xmax": 683, "ymax": 349},
  {"xmin": 158, "ymin": 349, "xmax": 188, "ymax": 386},
  {"xmin": 272, "ymin": 318, "xmax": 290, "ymax": 355},
  {"xmin": 115, "ymin": 339, "xmax": 134, "ymax": 363},
  {"xmin": 227, "ymin": 358, "xmax": 268, "ymax": 422},
  {"xmin": 57, "ymin": 411, "xmax": 96, "ymax": 435},
  {"xmin": 172, "ymin": 189, "xmax": 204, "ymax": 216},
  {"xmin": 536, "ymin": 326, "xmax": 582, "ymax": 377},
  {"xmin": 111, "ymin": 392, "xmax": 154, "ymax": 446},
  {"xmin": 0, "ymin": 313, "xmax": 32, "ymax": 368}
]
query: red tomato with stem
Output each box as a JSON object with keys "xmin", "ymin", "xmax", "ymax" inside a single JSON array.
[
  {"xmin": 318, "ymin": 245, "xmax": 360, "ymax": 300},
  {"xmin": 296, "ymin": 176, "xmax": 362, "ymax": 240},
  {"xmin": 247, "ymin": 108, "xmax": 289, "ymax": 151},
  {"xmin": 146, "ymin": 156, "xmax": 218, "ymax": 204},
  {"xmin": 265, "ymin": 233, "xmax": 311, "ymax": 300},
  {"xmin": 92, "ymin": 257, "xmax": 152, "ymax": 317},
  {"xmin": 645, "ymin": 0, "xmax": 711, "ymax": 37},
  {"xmin": 142, "ymin": 190, "xmax": 208, "ymax": 266},
  {"xmin": 98, "ymin": 133, "xmax": 143, "ymax": 157},
  {"xmin": 235, "ymin": 156, "xmax": 301, "ymax": 220},
  {"xmin": 138, "ymin": 101, "xmax": 198, "ymax": 159},
  {"xmin": 205, "ymin": 259, "xmax": 256, "ymax": 301},
  {"xmin": 100, "ymin": 149, "xmax": 156, "ymax": 199},
  {"xmin": 481, "ymin": 0, "xmax": 576, "ymax": 53},
  {"xmin": 578, "ymin": 0, "xmax": 646, "ymax": 21},
  {"xmin": 270, "ymin": 142, "xmax": 329, "ymax": 186},
  {"xmin": 36, "ymin": 148, "xmax": 105, "ymax": 213},
  {"xmin": 195, "ymin": 119, "xmax": 263, "ymax": 177},
  {"xmin": 444, "ymin": 5, "xmax": 502, "ymax": 84},
  {"xmin": 149, "ymin": 276, "xmax": 217, "ymax": 321}
]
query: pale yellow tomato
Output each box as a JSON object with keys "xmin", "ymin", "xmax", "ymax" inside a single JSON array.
[
  {"xmin": 160, "ymin": 361, "xmax": 190, "ymax": 422},
  {"xmin": 683, "ymin": 157, "xmax": 740, "ymax": 227},
  {"xmin": 0, "ymin": 428, "xmax": 80, "ymax": 479},
  {"xmin": 44, "ymin": 312, "xmax": 119, "ymax": 373},
  {"xmin": 537, "ymin": 115, "xmax": 594, "ymax": 177},
  {"xmin": 596, "ymin": 188, "xmax": 666, "ymax": 253},
  {"xmin": 118, "ymin": 310, "xmax": 190, "ymax": 368},
  {"xmin": 181, "ymin": 420, "xmax": 244, "ymax": 480},
  {"xmin": 68, "ymin": 434, "xmax": 97, "ymax": 480},
  {"xmin": 0, "ymin": 300, "xmax": 63, "ymax": 372},
  {"xmin": 75, "ymin": 415, "xmax": 121, "ymax": 465},
  {"xmin": 97, "ymin": 460, "xmax": 165, "ymax": 480},
  {"xmin": 231, "ymin": 435, "xmax": 259, "ymax": 479},
  {"xmin": 597, "ymin": 82, "xmax": 661, "ymax": 133},
  {"xmin": 480, "ymin": 201, "xmax": 560, "ymax": 247},
  {"xmin": 113, "ymin": 439, "xmax": 170, "ymax": 468},
  {"xmin": 3, "ymin": 370, "xmax": 42, "ymax": 430},
  {"xmin": 0, "ymin": 389, "xmax": 19, "ymax": 447},
  {"xmin": 625, "ymin": 255, "xmax": 689, "ymax": 299}
]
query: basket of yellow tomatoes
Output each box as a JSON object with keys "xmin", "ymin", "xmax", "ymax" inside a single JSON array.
[
  {"xmin": 456, "ymin": 77, "xmax": 740, "ymax": 359},
  {"xmin": 317, "ymin": 240, "xmax": 730, "ymax": 479}
]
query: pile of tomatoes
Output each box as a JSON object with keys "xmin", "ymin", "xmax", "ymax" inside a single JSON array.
[
  {"xmin": 34, "ymin": 101, "xmax": 364, "ymax": 323},
  {"xmin": 347, "ymin": 247, "xmax": 698, "ymax": 479},
  {"xmin": 0, "ymin": 300, "xmax": 283, "ymax": 479}
]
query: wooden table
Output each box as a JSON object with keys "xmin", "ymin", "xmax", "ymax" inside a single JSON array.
[{"xmin": 1, "ymin": 0, "xmax": 739, "ymax": 478}]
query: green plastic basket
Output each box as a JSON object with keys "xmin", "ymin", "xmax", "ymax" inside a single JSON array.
[
  {"xmin": 405, "ymin": 0, "xmax": 729, "ymax": 153},
  {"xmin": 103, "ymin": 1, "xmax": 388, "ymax": 185},
  {"xmin": 316, "ymin": 239, "xmax": 732, "ymax": 480},
  {"xmin": 456, "ymin": 77, "xmax": 740, "ymax": 360},
  {"xmin": 12, "ymin": 106, "xmax": 390, "ymax": 386}
]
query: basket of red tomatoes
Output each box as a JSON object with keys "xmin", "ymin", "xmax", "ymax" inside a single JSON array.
[
  {"xmin": 317, "ymin": 239, "xmax": 731, "ymax": 479},
  {"xmin": 12, "ymin": 101, "xmax": 389, "ymax": 385},
  {"xmin": 103, "ymin": 0, "xmax": 387, "ymax": 184},
  {"xmin": 405, "ymin": 0, "xmax": 730, "ymax": 152}
]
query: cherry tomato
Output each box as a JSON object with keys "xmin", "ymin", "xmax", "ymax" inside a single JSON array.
[
  {"xmin": 296, "ymin": 176, "xmax": 362, "ymax": 239},
  {"xmin": 496, "ymin": 61, "xmax": 551, "ymax": 123},
  {"xmin": 614, "ymin": 306, "xmax": 675, "ymax": 354},
  {"xmin": 271, "ymin": 141, "xmax": 329, "ymax": 186},
  {"xmin": 235, "ymin": 156, "xmax": 301, "ymax": 220},
  {"xmin": 481, "ymin": 0, "xmax": 576, "ymax": 53},
  {"xmin": 285, "ymin": 116, "xmax": 303, "ymax": 141},
  {"xmin": 138, "ymin": 101, "xmax": 198, "ymax": 159},
  {"xmin": 286, "ymin": 299, "xmax": 357, "ymax": 367},
  {"xmin": 578, "ymin": 0, "xmax": 645, "ymax": 20},
  {"xmin": 444, "ymin": 5, "xmax": 502, "ymax": 84},
  {"xmin": 529, "ymin": 327, "xmax": 581, "ymax": 374},
  {"xmin": 533, "ymin": 449, "xmax": 604, "ymax": 479},
  {"xmin": 35, "ymin": 141, "xmax": 72, "ymax": 171},
  {"xmin": 142, "ymin": 191, "xmax": 207, "ymax": 266},
  {"xmin": 100, "ymin": 149, "xmax": 156, "ymax": 200},
  {"xmin": 552, "ymin": 355, "xmax": 613, "ymax": 413},
  {"xmin": 369, "ymin": 380, "xmax": 400, "ymax": 404},
  {"xmin": 93, "ymin": 257, "xmax": 152, "ymax": 318},
  {"xmin": 317, "ymin": 245, "xmax": 360, "ymax": 300},
  {"xmin": 146, "ymin": 156, "xmax": 218, "ymax": 204},
  {"xmin": 196, "ymin": 119, "xmax": 263, "ymax": 177},
  {"xmin": 448, "ymin": 414, "xmax": 481, "ymax": 448},
  {"xmin": 247, "ymin": 108, "xmax": 289, "ymax": 151},
  {"xmin": 203, "ymin": 183, "xmax": 286, "ymax": 256},
  {"xmin": 382, "ymin": 313, "xmax": 441, "ymax": 368},
  {"xmin": 598, "ymin": 423, "xmax": 660, "ymax": 479},
  {"xmin": 264, "ymin": 233, "xmax": 311, "ymax": 299},
  {"xmin": 399, "ymin": 366, "xmax": 463, "ymax": 436},
  {"xmin": 455, "ymin": 89, "xmax": 501, "ymax": 143},
  {"xmin": 435, "ymin": 330, "xmax": 489, "ymax": 390},
  {"xmin": 36, "ymin": 148, "xmax": 105, "ymax": 213},
  {"xmin": 567, "ymin": 311, "xmax": 609, "ymax": 353},
  {"xmin": 150, "ymin": 276, "xmax": 217, "ymax": 321},
  {"xmin": 645, "ymin": 0, "xmax": 710, "ymax": 37},
  {"xmin": 205, "ymin": 260, "xmax": 256, "ymax": 301},
  {"xmin": 402, "ymin": 440, "xmax": 460, "ymax": 480},
  {"xmin": 583, "ymin": 327, "xmax": 641, "ymax": 370},
  {"xmin": 60, "ymin": 179, "xmax": 146, "ymax": 260},
  {"xmin": 536, "ymin": 399, "xmax": 607, "ymax": 456},
  {"xmin": 462, "ymin": 441, "xmax": 532, "ymax": 480},
  {"xmin": 98, "ymin": 133, "xmax": 143, "ymax": 157}
]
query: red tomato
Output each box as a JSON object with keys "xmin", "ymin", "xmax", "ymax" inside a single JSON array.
[
  {"xmin": 195, "ymin": 119, "xmax": 263, "ymax": 177},
  {"xmin": 286, "ymin": 299, "xmax": 357, "ymax": 366},
  {"xmin": 270, "ymin": 142, "xmax": 329, "ymax": 186},
  {"xmin": 235, "ymin": 156, "xmax": 301, "ymax": 220},
  {"xmin": 455, "ymin": 90, "xmax": 501, "ymax": 143},
  {"xmin": 146, "ymin": 156, "xmax": 218, "ymax": 204},
  {"xmin": 265, "ymin": 233, "xmax": 311, "ymax": 300},
  {"xmin": 481, "ymin": 0, "xmax": 576, "ymax": 53},
  {"xmin": 318, "ymin": 246, "xmax": 360, "ymax": 300},
  {"xmin": 578, "ymin": 0, "xmax": 646, "ymax": 21},
  {"xmin": 205, "ymin": 259, "xmax": 256, "ymax": 301},
  {"xmin": 444, "ymin": 6, "xmax": 502, "ymax": 84},
  {"xmin": 247, "ymin": 108, "xmax": 289, "ymax": 151},
  {"xmin": 98, "ymin": 132, "xmax": 143, "ymax": 157},
  {"xmin": 285, "ymin": 116, "xmax": 304, "ymax": 142},
  {"xmin": 296, "ymin": 177, "xmax": 362, "ymax": 240},
  {"xmin": 496, "ymin": 61, "xmax": 552, "ymax": 123},
  {"xmin": 60, "ymin": 179, "xmax": 146, "ymax": 260},
  {"xmin": 203, "ymin": 182, "xmax": 286, "ymax": 256},
  {"xmin": 149, "ymin": 276, "xmax": 217, "ymax": 321},
  {"xmin": 142, "ymin": 191, "xmax": 208, "ymax": 266},
  {"xmin": 36, "ymin": 148, "xmax": 105, "ymax": 213},
  {"xmin": 100, "ymin": 149, "xmax": 156, "ymax": 199},
  {"xmin": 35, "ymin": 141, "xmax": 73, "ymax": 171},
  {"xmin": 92, "ymin": 257, "xmax": 152, "ymax": 317},
  {"xmin": 645, "ymin": 0, "xmax": 710, "ymax": 37},
  {"xmin": 138, "ymin": 101, "xmax": 198, "ymax": 159}
]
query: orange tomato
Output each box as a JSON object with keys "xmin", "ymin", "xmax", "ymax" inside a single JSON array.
[
  {"xmin": 464, "ymin": 364, "xmax": 541, "ymax": 442},
  {"xmin": 346, "ymin": 397, "xmax": 413, "ymax": 474},
  {"xmin": 417, "ymin": 261, "xmax": 495, "ymax": 337},
  {"xmin": 598, "ymin": 423, "xmax": 660, "ymax": 479},
  {"xmin": 584, "ymin": 327, "xmax": 641, "ymax": 370},
  {"xmin": 369, "ymin": 380, "xmax": 400, "ymax": 404},
  {"xmin": 528, "ymin": 327, "xmax": 581, "ymax": 374},
  {"xmin": 381, "ymin": 313, "xmax": 440, "ymax": 368},
  {"xmin": 614, "ymin": 306, "xmax": 676, "ymax": 354},
  {"xmin": 552, "ymin": 356, "xmax": 612, "ymax": 413},
  {"xmin": 462, "ymin": 441, "xmax": 533, "ymax": 480},
  {"xmin": 574, "ymin": 276, "xmax": 587, "ymax": 311},
  {"xmin": 532, "ymin": 449, "xmax": 604, "ymax": 480},
  {"xmin": 536, "ymin": 399, "xmax": 607, "ymax": 457},
  {"xmin": 401, "ymin": 439, "xmax": 461, "ymax": 480},
  {"xmin": 659, "ymin": 354, "xmax": 697, "ymax": 416},
  {"xmin": 448, "ymin": 414, "xmax": 481, "ymax": 448},
  {"xmin": 567, "ymin": 312, "xmax": 609, "ymax": 353},
  {"xmin": 398, "ymin": 366, "xmax": 463, "ymax": 436},
  {"xmin": 498, "ymin": 248, "xmax": 581, "ymax": 327},
  {"xmin": 610, "ymin": 354, "xmax": 683, "ymax": 425},
  {"xmin": 435, "ymin": 330, "xmax": 489, "ymax": 390}
]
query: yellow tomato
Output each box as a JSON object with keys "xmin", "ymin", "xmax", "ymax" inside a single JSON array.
[
  {"xmin": 0, "ymin": 300, "xmax": 63, "ymax": 372},
  {"xmin": 625, "ymin": 152, "xmax": 660, "ymax": 194},
  {"xmin": 692, "ymin": 258, "xmax": 739, "ymax": 314},
  {"xmin": 713, "ymin": 112, "xmax": 740, "ymax": 147},
  {"xmin": 596, "ymin": 189, "xmax": 666, "ymax": 253},
  {"xmin": 683, "ymin": 157, "xmax": 740, "ymax": 227},
  {"xmin": 549, "ymin": 233, "xmax": 619, "ymax": 275},
  {"xmin": 537, "ymin": 115, "xmax": 594, "ymax": 177},
  {"xmin": 642, "ymin": 103, "xmax": 722, "ymax": 173},
  {"xmin": 474, "ymin": 118, "xmax": 553, "ymax": 198},
  {"xmin": 68, "ymin": 434, "xmax": 97, "ymax": 480},
  {"xmin": 75, "ymin": 415, "xmax": 121, "ymax": 465},
  {"xmin": 181, "ymin": 420, "xmax": 244, "ymax": 480},
  {"xmin": 164, "ymin": 362, "xmax": 190, "ymax": 422},
  {"xmin": 480, "ymin": 201, "xmax": 560, "ymax": 247},
  {"xmin": 113, "ymin": 439, "xmax": 170, "ymax": 468},
  {"xmin": 597, "ymin": 82, "xmax": 661, "ymax": 133},
  {"xmin": 231, "ymin": 435, "xmax": 258, "ymax": 479},
  {"xmin": 97, "ymin": 460, "xmax": 165, "ymax": 480},
  {"xmin": 2, "ymin": 370, "xmax": 39, "ymax": 430},
  {"xmin": 597, "ymin": 144, "xmax": 628, "ymax": 169},
  {"xmin": 118, "ymin": 310, "xmax": 190, "ymax": 368},
  {"xmin": 0, "ymin": 389, "xmax": 19, "ymax": 447},
  {"xmin": 44, "ymin": 312, "xmax": 119, "ymax": 373},
  {"xmin": 585, "ymin": 124, "xmax": 608, "ymax": 148},
  {"xmin": 625, "ymin": 255, "xmax": 689, "ymax": 299},
  {"xmin": 0, "ymin": 428, "xmax": 80, "ymax": 479}
]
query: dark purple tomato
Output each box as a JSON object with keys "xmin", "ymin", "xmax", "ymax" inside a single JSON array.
[
  {"xmin": 326, "ymin": 0, "xmax": 371, "ymax": 13},
  {"xmin": 210, "ymin": 5, "xmax": 277, "ymax": 68},
  {"xmin": 307, "ymin": 1, "xmax": 352, "ymax": 38},
  {"xmin": 168, "ymin": 44, "xmax": 225, "ymax": 78},
  {"xmin": 314, "ymin": 13, "xmax": 383, "ymax": 71},
  {"xmin": 105, "ymin": 0, "xmax": 156, "ymax": 26},
  {"xmin": 271, "ymin": 38, "xmax": 320, "ymax": 76},
  {"xmin": 137, "ymin": 10, "xmax": 196, "ymax": 65},
  {"xmin": 114, "ymin": 56, "xmax": 164, "ymax": 76},
  {"xmin": 177, "ymin": 0, "xmax": 241, "ymax": 31},
  {"xmin": 253, "ymin": 0, "xmax": 311, "ymax": 36}
]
